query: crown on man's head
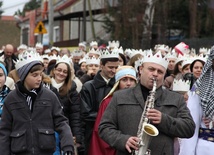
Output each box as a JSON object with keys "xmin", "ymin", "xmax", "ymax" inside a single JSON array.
[
  {"xmin": 143, "ymin": 51, "xmax": 169, "ymax": 69},
  {"xmin": 86, "ymin": 56, "xmax": 100, "ymax": 65},
  {"xmin": 56, "ymin": 55, "xmax": 72, "ymax": 65},
  {"xmin": 173, "ymin": 79, "xmax": 190, "ymax": 92},
  {"xmin": 100, "ymin": 49, "xmax": 119, "ymax": 59},
  {"xmin": 108, "ymin": 40, "xmax": 120, "ymax": 49},
  {"xmin": 51, "ymin": 46, "xmax": 61, "ymax": 52},
  {"xmin": 15, "ymin": 50, "xmax": 42, "ymax": 70},
  {"xmin": 72, "ymin": 50, "xmax": 83, "ymax": 57}
]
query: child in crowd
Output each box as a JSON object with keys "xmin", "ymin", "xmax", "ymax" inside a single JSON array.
[{"xmin": 0, "ymin": 51, "xmax": 74, "ymax": 155}]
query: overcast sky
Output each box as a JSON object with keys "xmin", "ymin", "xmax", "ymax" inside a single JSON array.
[{"xmin": 1, "ymin": 0, "xmax": 30, "ymax": 16}]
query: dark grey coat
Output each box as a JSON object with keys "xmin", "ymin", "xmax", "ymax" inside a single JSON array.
[
  {"xmin": 0, "ymin": 85, "xmax": 74, "ymax": 155},
  {"xmin": 99, "ymin": 83, "xmax": 195, "ymax": 155}
]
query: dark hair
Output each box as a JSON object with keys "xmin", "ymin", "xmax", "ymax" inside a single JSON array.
[
  {"xmin": 101, "ymin": 58, "xmax": 119, "ymax": 65},
  {"xmin": 119, "ymin": 53, "xmax": 126, "ymax": 65},
  {"xmin": 47, "ymin": 59, "xmax": 56, "ymax": 75},
  {"xmin": 182, "ymin": 64, "xmax": 190, "ymax": 71},
  {"xmin": 190, "ymin": 59, "xmax": 205, "ymax": 72},
  {"xmin": 172, "ymin": 61, "xmax": 183, "ymax": 75}
]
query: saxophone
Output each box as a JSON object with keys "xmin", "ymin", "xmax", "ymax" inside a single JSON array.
[{"xmin": 134, "ymin": 78, "xmax": 159, "ymax": 155}]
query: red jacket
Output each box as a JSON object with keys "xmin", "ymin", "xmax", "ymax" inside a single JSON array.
[{"xmin": 88, "ymin": 96, "xmax": 116, "ymax": 155}]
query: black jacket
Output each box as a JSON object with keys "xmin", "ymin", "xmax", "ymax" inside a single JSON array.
[
  {"xmin": 58, "ymin": 81, "xmax": 82, "ymax": 144},
  {"xmin": 0, "ymin": 82, "xmax": 74, "ymax": 155},
  {"xmin": 80, "ymin": 70, "xmax": 115, "ymax": 154}
]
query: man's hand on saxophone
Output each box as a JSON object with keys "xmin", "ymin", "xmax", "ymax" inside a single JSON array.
[
  {"xmin": 147, "ymin": 109, "xmax": 162, "ymax": 124},
  {"xmin": 125, "ymin": 136, "xmax": 140, "ymax": 153}
]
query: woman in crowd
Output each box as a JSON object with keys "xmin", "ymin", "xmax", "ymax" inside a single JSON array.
[
  {"xmin": 50, "ymin": 55, "xmax": 83, "ymax": 154},
  {"xmin": 88, "ymin": 66, "xmax": 137, "ymax": 155},
  {"xmin": 164, "ymin": 57, "xmax": 184, "ymax": 89}
]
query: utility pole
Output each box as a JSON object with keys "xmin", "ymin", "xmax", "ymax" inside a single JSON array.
[
  {"xmin": 82, "ymin": 0, "xmax": 86, "ymax": 41},
  {"xmin": 48, "ymin": 0, "xmax": 54, "ymax": 47}
]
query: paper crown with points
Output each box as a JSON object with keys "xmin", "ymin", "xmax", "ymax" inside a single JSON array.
[
  {"xmin": 155, "ymin": 44, "xmax": 170, "ymax": 53},
  {"xmin": 174, "ymin": 42, "xmax": 189, "ymax": 56},
  {"xmin": 173, "ymin": 79, "xmax": 190, "ymax": 92},
  {"xmin": 44, "ymin": 49, "xmax": 51, "ymax": 54},
  {"xmin": 199, "ymin": 47, "xmax": 208, "ymax": 54},
  {"xmin": 90, "ymin": 41, "xmax": 98, "ymax": 47},
  {"xmin": 181, "ymin": 59, "xmax": 193, "ymax": 68},
  {"xmin": 79, "ymin": 57, "xmax": 86, "ymax": 65},
  {"xmin": 15, "ymin": 50, "xmax": 42, "ymax": 70},
  {"xmin": 72, "ymin": 50, "xmax": 83, "ymax": 57},
  {"xmin": 143, "ymin": 51, "xmax": 169, "ymax": 69},
  {"xmin": 165, "ymin": 52, "xmax": 177, "ymax": 60},
  {"xmin": 100, "ymin": 49, "xmax": 119, "ymax": 59},
  {"xmin": 17, "ymin": 44, "xmax": 28, "ymax": 51},
  {"xmin": 134, "ymin": 58, "xmax": 143, "ymax": 73},
  {"xmin": 88, "ymin": 48, "xmax": 100, "ymax": 56},
  {"xmin": 86, "ymin": 56, "xmax": 100, "ymax": 65},
  {"xmin": 35, "ymin": 42, "xmax": 43, "ymax": 48},
  {"xmin": 56, "ymin": 55, "xmax": 71, "ymax": 65},
  {"xmin": 51, "ymin": 46, "xmax": 61, "ymax": 52},
  {"xmin": 108, "ymin": 40, "xmax": 120, "ymax": 48}
]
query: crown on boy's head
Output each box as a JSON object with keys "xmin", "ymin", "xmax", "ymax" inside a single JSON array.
[
  {"xmin": 100, "ymin": 49, "xmax": 119, "ymax": 59},
  {"xmin": 56, "ymin": 55, "xmax": 72, "ymax": 65},
  {"xmin": 173, "ymin": 79, "xmax": 190, "ymax": 92},
  {"xmin": 15, "ymin": 50, "xmax": 42, "ymax": 70},
  {"xmin": 143, "ymin": 51, "xmax": 169, "ymax": 69}
]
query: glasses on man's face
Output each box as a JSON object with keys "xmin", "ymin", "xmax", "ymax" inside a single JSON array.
[{"xmin": 55, "ymin": 68, "xmax": 68, "ymax": 74}]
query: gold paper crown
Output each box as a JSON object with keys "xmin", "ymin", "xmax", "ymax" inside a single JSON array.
[
  {"xmin": 100, "ymin": 49, "xmax": 119, "ymax": 59},
  {"xmin": 56, "ymin": 55, "xmax": 71, "ymax": 65},
  {"xmin": 143, "ymin": 51, "xmax": 169, "ymax": 69},
  {"xmin": 86, "ymin": 56, "xmax": 100, "ymax": 65},
  {"xmin": 15, "ymin": 50, "xmax": 42, "ymax": 70},
  {"xmin": 173, "ymin": 79, "xmax": 190, "ymax": 92}
]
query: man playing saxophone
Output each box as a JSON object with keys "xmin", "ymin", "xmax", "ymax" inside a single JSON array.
[{"xmin": 99, "ymin": 51, "xmax": 195, "ymax": 155}]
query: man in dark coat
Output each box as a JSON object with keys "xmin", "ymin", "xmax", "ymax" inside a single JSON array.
[
  {"xmin": 99, "ymin": 51, "xmax": 195, "ymax": 155},
  {"xmin": 80, "ymin": 49, "xmax": 120, "ymax": 154}
]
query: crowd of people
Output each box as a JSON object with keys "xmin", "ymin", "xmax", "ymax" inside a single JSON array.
[{"xmin": 0, "ymin": 40, "xmax": 212, "ymax": 155}]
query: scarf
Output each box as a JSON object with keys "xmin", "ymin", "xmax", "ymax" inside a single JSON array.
[
  {"xmin": 51, "ymin": 78, "xmax": 64, "ymax": 92},
  {"xmin": 194, "ymin": 51, "xmax": 214, "ymax": 119},
  {"xmin": 0, "ymin": 86, "xmax": 10, "ymax": 116},
  {"xmin": 17, "ymin": 81, "xmax": 41, "ymax": 112}
]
